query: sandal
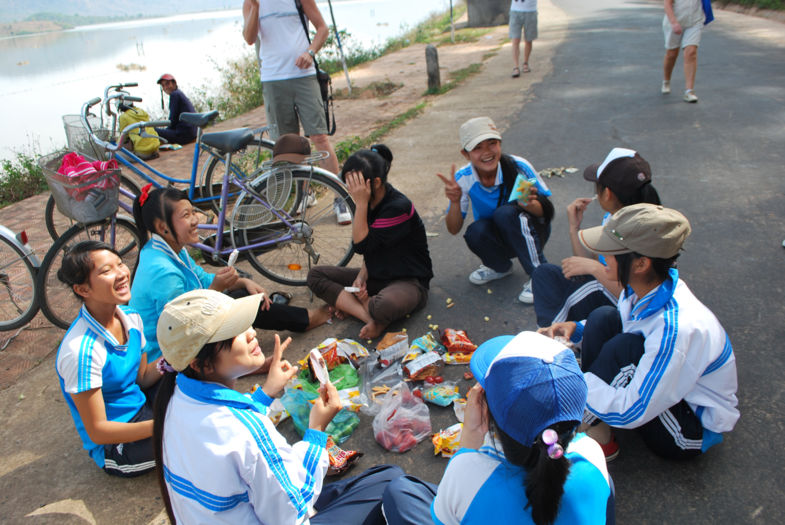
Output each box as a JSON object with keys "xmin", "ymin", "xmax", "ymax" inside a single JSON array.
[
  {"xmin": 269, "ymin": 291, "xmax": 292, "ymax": 306},
  {"xmin": 522, "ymin": 63, "xmax": 531, "ymax": 73},
  {"xmin": 512, "ymin": 67, "xmax": 521, "ymax": 78}
]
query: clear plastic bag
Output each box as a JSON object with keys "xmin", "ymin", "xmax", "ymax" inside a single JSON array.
[
  {"xmin": 360, "ymin": 359, "xmax": 403, "ymax": 415},
  {"xmin": 372, "ymin": 382, "xmax": 432, "ymax": 453}
]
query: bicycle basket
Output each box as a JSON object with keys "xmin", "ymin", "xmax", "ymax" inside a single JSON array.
[
  {"xmin": 62, "ymin": 114, "xmax": 111, "ymax": 161},
  {"xmin": 39, "ymin": 151, "xmax": 120, "ymax": 224},
  {"xmin": 233, "ymin": 166, "xmax": 296, "ymax": 228}
]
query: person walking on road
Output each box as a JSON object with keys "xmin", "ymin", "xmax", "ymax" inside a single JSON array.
[
  {"xmin": 509, "ymin": 0, "xmax": 538, "ymax": 77},
  {"xmin": 661, "ymin": 0, "xmax": 707, "ymax": 103},
  {"xmin": 242, "ymin": 0, "xmax": 339, "ymax": 175}
]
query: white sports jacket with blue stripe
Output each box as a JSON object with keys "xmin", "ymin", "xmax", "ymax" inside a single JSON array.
[
  {"xmin": 584, "ymin": 269, "xmax": 739, "ymax": 435},
  {"xmin": 163, "ymin": 375, "xmax": 328, "ymax": 524}
]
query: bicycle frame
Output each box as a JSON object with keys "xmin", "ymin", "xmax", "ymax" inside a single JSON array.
[{"xmin": 0, "ymin": 225, "xmax": 41, "ymax": 269}]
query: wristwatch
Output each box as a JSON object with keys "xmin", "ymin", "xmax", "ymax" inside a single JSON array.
[{"xmin": 307, "ymin": 49, "xmax": 315, "ymax": 59}]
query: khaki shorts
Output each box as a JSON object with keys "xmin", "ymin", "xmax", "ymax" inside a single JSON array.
[
  {"xmin": 663, "ymin": 16, "xmax": 702, "ymax": 49},
  {"xmin": 262, "ymin": 75, "xmax": 327, "ymax": 139},
  {"xmin": 509, "ymin": 11, "xmax": 538, "ymax": 41}
]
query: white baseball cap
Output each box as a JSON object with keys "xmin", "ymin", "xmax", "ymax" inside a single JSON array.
[{"xmin": 459, "ymin": 117, "xmax": 502, "ymax": 151}]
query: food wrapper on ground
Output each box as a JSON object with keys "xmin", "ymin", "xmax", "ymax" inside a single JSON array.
[
  {"xmin": 453, "ymin": 398, "xmax": 466, "ymax": 423},
  {"xmin": 336, "ymin": 338, "xmax": 370, "ymax": 364},
  {"xmin": 432, "ymin": 423, "xmax": 463, "ymax": 458},
  {"xmin": 402, "ymin": 351, "xmax": 444, "ymax": 381},
  {"xmin": 377, "ymin": 331, "xmax": 409, "ymax": 367},
  {"xmin": 422, "ymin": 382, "xmax": 460, "ymax": 407},
  {"xmin": 440, "ymin": 329, "xmax": 477, "ymax": 354},
  {"xmin": 297, "ymin": 363, "xmax": 359, "ymax": 394},
  {"xmin": 338, "ymin": 387, "xmax": 369, "ymax": 412},
  {"xmin": 267, "ymin": 398, "xmax": 290, "ymax": 426},
  {"xmin": 360, "ymin": 360, "xmax": 404, "ymax": 415},
  {"xmin": 443, "ymin": 352, "xmax": 473, "ymax": 365},
  {"xmin": 326, "ymin": 436, "xmax": 363, "ymax": 476},
  {"xmin": 410, "ymin": 332, "xmax": 447, "ymax": 355},
  {"xmin": 279, "ymin": 388, "xmax": 360, "ymax": 444},
  {"xmin": 373, "ymin": 382, "xmax": 432, "ymax": 453},
  {"xmin": 508, "ymin": 173, "xmax": 535, "ymax": 206}
]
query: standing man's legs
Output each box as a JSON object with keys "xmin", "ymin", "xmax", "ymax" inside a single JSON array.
[
  {"xmin": 663, "ymin": 47, "xmax": 680, "ymax": 85},
  {"xmin": 521, "ymin": 11, "xmax": 537, "ymax": 72},
  {"xmin": 509, "ymin": 11, "xmax": 524, "ymax": 76},
  {"xmin": 523, "ymin": 40, "xmax": 533, "ymax": 69},
  {"xmin": 682, "ymin": 44, "xmax": 698, "ymax": 91},
  {"xmin": 310, "ymin": 133, "xmax": 339, "ymax": 174},
  {"xmin": 512, "ymin": 38, "xmax": 522, "ymax": 71}
]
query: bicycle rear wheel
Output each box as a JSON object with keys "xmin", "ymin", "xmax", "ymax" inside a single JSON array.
[
  {"xmin": 0, "ymin": 235, "xmax": 38, "ymax": 331},
  {"xmin": 45, "ymin": 174, "xmax": 141, "ymax": 241},
  {"xmin": 37, "ymin": 218, "xmax": 141, "ymax": 329},
  {"xmin": 199, "ymin": 138, "xmax": 274, "ymax": 216},
  {"xmin": 231, "ymin": 168, "xmax": 355, "ymax": 285}
]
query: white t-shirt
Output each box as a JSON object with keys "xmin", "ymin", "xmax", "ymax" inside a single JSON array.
[{"xmin": 510, "ymin": 0, "xmax": 537, "ymax": 13}]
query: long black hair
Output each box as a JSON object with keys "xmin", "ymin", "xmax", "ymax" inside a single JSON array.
[
  {"xmin": 340, "ymin": 144, "xmax": 393, "ymax": 198},
  {"xmin": 614, "ymin": 251, "xmax": 679, "ymax": 289},
  {"xmin": 488, "ymin": 413, "xmax": 578, "ymax": 525},
  {"xmin": 56, "ymin": 240, "xmax": 120, "ymax": 299},
  {"xmin": 132, "ymin": 186, "xmax": 190, "ymax": 244},
  {"xmin": 153, "ymin": 338, "xmax": 232, "ymax": 525},
  {"xmin": 597, "ymin": 180, "xmax": 661, "ymax": 207}
]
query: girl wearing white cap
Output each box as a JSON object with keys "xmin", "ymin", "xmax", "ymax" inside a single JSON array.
[
  {"xmin": 54, "ymin": 241, "xmax": 160, "ymax": 477},
  {"xmin": 540, "ymin": 204, "xmax": 739, "ymax": 461},
  {"xmin": 154, "ymin": 289, "xmax": 407, "ymax": 524}
]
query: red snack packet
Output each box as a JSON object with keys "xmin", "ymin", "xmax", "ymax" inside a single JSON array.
[
  {"xmin": 326, "ymin": 436, "xmax": 363, "ymax": 476},
  {"xmin": 440, "ymin": 329, "xmax": 477, "ymax": 354}
]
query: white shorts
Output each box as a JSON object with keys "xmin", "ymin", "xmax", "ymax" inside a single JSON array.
[
  {"xmin": 509, "ymin": 11, "xmax": 538, "ymax": 41},
  {"xmin": 663, "ymin": 16, "xmax": 702, "ymax": 49}
]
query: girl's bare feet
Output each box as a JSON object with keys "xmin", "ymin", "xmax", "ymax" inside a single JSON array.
[
  {"xmin": 359, "ymin": 319, "xmax": 386, "ymax": 340},
  {"xmin": 329, "ymin": 306, "xmax": 347, "ymax": 320},
  {"xmin": 307, "ymin": 304, "xmax": 333, "ymax": 329}
]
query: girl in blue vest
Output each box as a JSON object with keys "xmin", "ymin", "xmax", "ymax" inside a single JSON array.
[{"xmin": 55, "ymin": 240, "xmax": 160, "ymax": 476}]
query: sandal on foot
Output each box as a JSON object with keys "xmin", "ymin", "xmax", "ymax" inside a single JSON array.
[
  {"xmin": 522, "ymin": 63, "xmax": 531, "ymax": 73},
  {"xmin": 269, "ymin": 291, "xmax": 292, "ymax": 305},
  {"xmin": 512, "ymin": 67, "xmax": 521, "ymax": 78}
]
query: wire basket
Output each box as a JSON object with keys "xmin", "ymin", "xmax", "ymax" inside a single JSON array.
[
  {"xmin": 39, "ymin": 151, "xmax": 120, "ymax": 224},
  {"xmin": 233, "ymin": 166, "xmax": 296, "ymax": 228},
  {"xmin": 62, "ymin": 114, "xmax": 111, "ymax": 161}
]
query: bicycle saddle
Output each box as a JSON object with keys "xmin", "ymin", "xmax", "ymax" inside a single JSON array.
[
  {"xmin": 201, "ymin": 128, "xmax": 255, "ymax": 154},
  {"xmin": 180, "ymin": 110, "xmax": 219, "ymax": 128}
]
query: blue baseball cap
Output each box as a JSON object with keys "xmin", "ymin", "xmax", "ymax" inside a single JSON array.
[{"xmin": 470, "ymin": 331, "xmax": 588, "ymax": 446}]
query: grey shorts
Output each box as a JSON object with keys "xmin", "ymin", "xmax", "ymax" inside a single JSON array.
[
  {"xmin": 663, "ymin": 16, "xmax": 702, "ymax": 49},
  {"xmin": 509, "ymin": 11, "xmax": 538, "ymax": 41},
  {"xmin": 262, "ymin": 75, "xmax": 327, "ymax": 139}
]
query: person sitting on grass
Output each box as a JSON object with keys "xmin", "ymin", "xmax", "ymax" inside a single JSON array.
[
  {"xmin": 55, "ymin": 240, "xmax": 160, "ymax": 477},
  {"xmin": 153, "ymin": 289, "xmax": 408, "ymax": 524},
  {"xmin": 129, "ymin": 186, "xmax": 331, "ymax": 365},
  {"xmin": 307, "ymin": 144, "xmax": 433, "ymax": 339},
  {"xmin": 539, "ymin": 204, "xmax": 739, "ymax": 461}
]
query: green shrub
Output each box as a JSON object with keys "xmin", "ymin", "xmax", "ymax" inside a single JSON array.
[
  {"xmin": 0, "ymin": 152, "xmax": 48, "ymax": 208},
  {"xmin": 191, "ymin": 53, "xmax": 264, "ymax": 121}
]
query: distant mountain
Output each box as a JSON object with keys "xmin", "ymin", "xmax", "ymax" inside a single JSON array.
[{"xmin": 0, "ymin": 1, "xmax": 238, "ymax": 23}]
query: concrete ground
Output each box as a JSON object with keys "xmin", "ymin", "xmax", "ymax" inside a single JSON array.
[{"xmin": 2, "ymin": 1, "xmax": 784, "ymax": 523}]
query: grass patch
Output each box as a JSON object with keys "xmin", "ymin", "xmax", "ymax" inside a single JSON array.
[
  {"xmin": 425, "ymin": 63, "xmax": 483, "ymax": 95},
  {"xmin": 334, "ymin": 103, "xmax": 428, "ymax": 163},
  {"xmin": 0, "ymin": 152, "xmax": 48, "ymax": 208},
  {"xmin": 432, "ymin": 27, "xmax": 492, "ymax": 46},
  {"xmin": 718, "ymin": 0, "xmax": 783, "ymax": 9}
]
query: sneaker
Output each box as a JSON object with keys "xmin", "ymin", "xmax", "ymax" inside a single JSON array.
[
  {"xmin": 518, "ymin": 279, "xmax": 534, "ymax": 304},
  {"xmin": 683, "ymin": 90, "xmax": 698, "ymax": 103},
  {"xmin": 661, "ymin": 80, "xmax": 671, "ymax": 94},
  {"xmin": 334, "ymin": 198, "xmax": 352, "ymax": 225},
  {"xmin": 468, "ymin": 265, "xmax": 512, "ymax": 285},
  {"xmin": 297, "ymin": 191, "xmax": 318, "ymax": 215},
  {"xmin": 600, "ymin": 436, "xmax": 620, "ymax": 462}
]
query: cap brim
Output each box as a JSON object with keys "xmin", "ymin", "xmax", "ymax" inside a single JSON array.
[
  {"xmin": 464, "ymin": 132, "xmax": 502, "ymax": 152},
  {"xmin": 470, "ymin": 335, "xmax": 514, "ymax": 388},
  {"xmin": 209, "ymin": 293, "xmax": 262, "ymax": 343},
  {"xmin": 579, "ymin": 225, "xmax": 631, "ymax": 255},
  {"xmin": 583, "ymin": 163, "xmax": 600, "ymax": 182}
]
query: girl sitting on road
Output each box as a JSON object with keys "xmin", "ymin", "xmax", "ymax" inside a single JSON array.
[
  {"xmin": 540, "ymin": 204, "xmax": 739, "ymax": 461},
  {"xmin": 531, "ymin": 147, "xmax": 661, "ymax": 328},
  {"xmin": 153, "ymin": 289, "xmax": 406, "ymax": 523},
  {"xmin": 307, "ymin": 144, "xmax": 433, "ymax": 339},
  {"xmin": 54, "ymin": 240, "xmax": 160, "ymax": 477},
  {"xmin": 129, "ymin": 186, "xmax": 331, "ymax": 364}
]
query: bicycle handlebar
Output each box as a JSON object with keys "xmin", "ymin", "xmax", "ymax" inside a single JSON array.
[{"xmin": 81, "ymin": 97, "xmax": 170, "ymax": 154}]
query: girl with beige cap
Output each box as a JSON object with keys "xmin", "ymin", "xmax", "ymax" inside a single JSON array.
[{"xmin": 540, "ymin": 204, "xmax": 739, "ymax": 462}]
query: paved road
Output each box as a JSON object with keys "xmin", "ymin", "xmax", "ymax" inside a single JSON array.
[{"xmin": 503, "ymin": 0, "xmax": 785, "ymax": 522}]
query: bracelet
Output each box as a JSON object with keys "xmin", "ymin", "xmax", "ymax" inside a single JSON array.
[{"xmin": 307, "ymin": 49, "xmax": 315, "ymax": 59}]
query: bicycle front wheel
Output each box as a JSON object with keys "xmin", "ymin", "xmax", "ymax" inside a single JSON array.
[
  {"xmin": 0, "ymin": 235, "xmax": 38, "ymax": 331},
  {"xmin": 45, "ymin": 174, "xmax": 141, "ymax": 241},
  {"xmin": 37, "ymin": 218, "xmax": 141, "ymax": 329},
  {"xmin": 231, "ymin": 168, "xmax": 355, "ymax": 285}
]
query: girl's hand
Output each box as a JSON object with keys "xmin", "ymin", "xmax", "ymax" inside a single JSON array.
[
  {"xmin": 211, "ymin": 266, "xmax": 239, "ymax": 291},
  {"xmin": 566, "ymin": 197, "xmax": 593, "ymax": 231},
  {"xmin": 436, "ymin": 165, "xmax": 461, "ymax": 203},
  {"xmin": 262, "ymin": 335, "xmax": 298, "ymax": 397},
  {"xmin": 309, "ymin": 382, "xmax": 342, "ymax": 431},
  {"xmin": 460, "ymin": 383, "xmax": 488, "ymax": 450},
  {"xmin": 561, "ymin": 256, "xmax": 602, "ymax": 279},
  {"xmin": 345, "ymin": 171, "xmax": 371, "ymax": 205},
  {"xmin": 537, "ymin": 321, "xmax": 577, "ymax": 341},
  {"xmin": 244, "ymin": 279, "xmax": 271, "ymax": 310}
]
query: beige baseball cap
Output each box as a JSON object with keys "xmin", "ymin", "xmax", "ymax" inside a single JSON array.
[
  {"xmin": 459, "ymin": 117, "xmax": 502, "ymax": 151},
  {"xmin": 579, "ymin": 203, "xmax": 691, "ymax": 259},
  {"xmin": 157, "ymin": 289, "xmax": 262, "ymax": 371}
]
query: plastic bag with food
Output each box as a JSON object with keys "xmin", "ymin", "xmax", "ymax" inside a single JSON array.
[
  {"xmin": 403, "ymin": 351, "xmax": 444, "ymax": 381},
  {"xmin": 440, "ymin": 328, "xmax": 478, "ymax": 354},
  {"xmin": 432, "ymin": 423, "xmax": 463, "ymax": 458},
  {"xmin": 422, "ymin": 382, "xmax": 460, "ymax": 407},
  {"xmin": 373, "ymin": 382, "xmax": 432, "ymax": 453},
  {"xmin": 377, "ymin": 331, "xmax": 410, "ymax": 367},
  {"xmin": 360, "ymin": 359, "xmax": 404, "ymax": 415}
]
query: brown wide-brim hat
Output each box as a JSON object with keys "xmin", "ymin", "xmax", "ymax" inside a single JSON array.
[
  {"xmin": 579, "ymin": 203, "xmax": 691, "ymax": 259},
  {"xmin": 272, "ymin": 134, "xmax": 311, "ymax": 164}
]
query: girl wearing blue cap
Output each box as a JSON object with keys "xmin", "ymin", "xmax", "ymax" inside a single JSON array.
[{"xmin": 382, "ymin": 331, "xmax": 614, "ymax": 525}]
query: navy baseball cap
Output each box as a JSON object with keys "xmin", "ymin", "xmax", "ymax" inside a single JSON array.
[{"xmin": 470, "ymin": 331, "xmax": 587, "ymax": 446}]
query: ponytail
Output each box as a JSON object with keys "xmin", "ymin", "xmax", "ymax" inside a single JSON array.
[
  {"xmin": 132, "ymin": 186, "xmax": 189, "ymax": 244},
  {"xmin": 489, "ymin": 416, "xmax": 577, "ymax": 525},
  {"xmin": 601, "ymin": 180, "xmax": 662, "ymax": 207}
]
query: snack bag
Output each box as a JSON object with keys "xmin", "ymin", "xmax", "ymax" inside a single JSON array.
[
  {"xmin": 422, "ymin": 382, "xmax": 460, "ymax": 407},
  {"xmin": 432, "ymin": 423, "xmax": 463, "ymax": 458},
  {"xmin": 373, "ymin": 382, "xmax": 432, "ymax": 453},
  {"xmin": 326, "ymin": 436, "xmax": 363, "ymax": 476},
  {"xmin": 377, "ymin": 331, "xmax": 410, "ymax": 367},
  {"xmin": 336, "ymin": 339, "xmax": 370, "ymax": 363},
  {"xmin": 279, "ymin": 388, "xmax": 360, "ymax": 444},
  {"xmin": 403, "ymin": 351, "xmax": 444, "ymax": 381},
  {"xmin": 360, "ymin": 359, "xmax": 404, "ymax": 415},
  {"xmin": 441, "ymin": 329, "xmax": 477, "ymax": 354},
  {"xmin": 410, "ymin": 333, "xmax": 447, "ymax": 354},
  {"xmin": 508, "ymin": 173, "xmax": 535, "ymax": 206},
  {"xmin": 453, "ymin": 398, "xmax": 466, "ymax": 423},
  {"xmin": 297, "ymin": 363, "xmax": 359, "ymax": 394},
  {"xmin": 443, "ymin": 352, "xmax": 472, "ymax": 365}
]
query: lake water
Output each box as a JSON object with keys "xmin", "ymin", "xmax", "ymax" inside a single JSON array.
[{"xmin": 0, "ymin": 0, "xmax": 451, "ymax": 161}]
